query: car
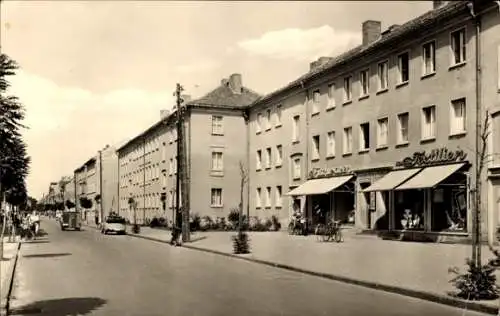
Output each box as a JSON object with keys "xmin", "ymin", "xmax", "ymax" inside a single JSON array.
[{"xmin": 101, "ymin": 216, "xmax": 127, "ymax": 235}]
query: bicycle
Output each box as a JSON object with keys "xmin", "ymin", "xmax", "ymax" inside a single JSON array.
[{"xmin": 315, "ymin": 220, "xmax": 343, "ymax": 243}]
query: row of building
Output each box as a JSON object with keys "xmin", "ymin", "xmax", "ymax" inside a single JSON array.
[{"xmin": 43, "ymin": 0, "xmax": 500, "ymax": 243}]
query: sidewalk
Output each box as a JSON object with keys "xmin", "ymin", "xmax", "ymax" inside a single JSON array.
[
  {"xmin": 125, "ymin": 225, "xmax": 500, "ymax": 315},
  {"xmin": 1, "ymin": 237, "xmax": 20, "ymax": 316}
]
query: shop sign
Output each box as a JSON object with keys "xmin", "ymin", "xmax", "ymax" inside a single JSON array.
[
  {"xmin": 308, "ymin": 166, "xmax": 351, "ymax": 179},
  {"xmin": 396, "ymin": 147, "xmax": 467, "ymax": 168}
]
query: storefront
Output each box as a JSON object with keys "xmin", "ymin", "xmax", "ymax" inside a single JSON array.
[
  {"xmin": 286, "ymin": 166, "xmax": 355, "ymax": 229},
  {"xmin": 362, "ymin": 147, "xmax": 470, "ymax": 238}
]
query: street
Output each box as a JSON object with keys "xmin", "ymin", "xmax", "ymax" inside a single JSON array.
[{"xmin": 8, "ymin": 219, "xmax": 488, "ymax": 316}]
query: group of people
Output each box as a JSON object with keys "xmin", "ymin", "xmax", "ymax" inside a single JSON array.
[{"xmin": 1, "ymin": 210, "xmax": 41, "ymax": 241}]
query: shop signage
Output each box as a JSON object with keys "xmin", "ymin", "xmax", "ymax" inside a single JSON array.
[
  {"xmin": 308, "ymin": 166, "xmax": 351, "ymax": 179},
  {"xmin": 396, "ymin": 147, "xmax": 467, "ymax": 168}
]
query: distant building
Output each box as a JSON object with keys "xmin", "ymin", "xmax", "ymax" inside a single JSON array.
[
  {"xmin": 74, "ymin": 145, "xmax": 119, "ymax": 223},
  {"xmin": 117, "ymin": 74, "xmax": 260, "ymax": 225}
]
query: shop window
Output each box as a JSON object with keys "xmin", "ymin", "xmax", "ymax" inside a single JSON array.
[
  {"xmin": 395, "ymin": 190, "xmax": 425, "ymax": 231},
  {"xmin": 431, "ymin": 172, "xmax": 467, "ymax": 232}
]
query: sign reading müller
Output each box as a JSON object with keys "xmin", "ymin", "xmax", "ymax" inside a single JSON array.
[
  {"xmin": 308, "ymin": 166, "xmax": 352, "ymax": 179},
  {"xmin": 396, "ymin": 147, "xmax": 468, "ymax": 168}
]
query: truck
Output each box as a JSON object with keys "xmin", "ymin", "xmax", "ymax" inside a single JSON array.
[{"xmin": 60, "ymin": 209, "xmax": 82, "ymax": 231}]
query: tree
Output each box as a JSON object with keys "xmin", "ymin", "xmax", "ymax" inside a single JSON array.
[
  {"xmin": 238, "ymin": 161, "xmax": 248, "ymax": 232},
  {"xmin": 0, "ymin": 54, "xmax": 30, "ymax": 204}
]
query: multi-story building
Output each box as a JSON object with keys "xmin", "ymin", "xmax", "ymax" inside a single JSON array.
[
  {"xmin": 247, "ymin": 0, "xmax": 500, "ymax": 242},
  {"xmin": 74, "ymin": 144, "xmax": 119, "ymax": 223},
  {"xmin": 117, "ymin": 74, "xmax": 260, "ymax": 225}
]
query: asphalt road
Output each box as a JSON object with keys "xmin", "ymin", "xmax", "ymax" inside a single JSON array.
[{"xmin": 7, "ymin": 218, "xmax": 488, "ymax": 316}]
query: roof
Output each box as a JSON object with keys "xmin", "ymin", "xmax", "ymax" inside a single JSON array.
[
  {"xmin": 189, "ymin": 84, "xmax": 260, "ymax": 108},
  {"xmin": 251, "ymin": 1, "xmax": 469, "ymax": 107},
  {"xmin": 117, "ymin": 80, "xmax": 261, "ymax": 153}
]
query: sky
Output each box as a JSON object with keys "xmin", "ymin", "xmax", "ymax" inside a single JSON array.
[{"xmin": 0, "ymin": 0, "xmax": 432, "ymax": 199}]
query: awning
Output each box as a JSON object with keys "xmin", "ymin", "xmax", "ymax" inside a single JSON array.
[
  {"xmin": 362, "ymin": 168, "xmax": 423, "ymax": 192},
  {"xmin": 286, "ymin": 175, "xmax": 353, "ymax": 196},
  {"xmin": 395, "ymin": 163, "xmax": 466, "ymax": 190}
]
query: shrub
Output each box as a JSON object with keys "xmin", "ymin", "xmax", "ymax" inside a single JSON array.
[
  {"xmin": 200, "ymin": 216, "xmax": 213, "ymax": 231},
  {"xmin": 449, "ymin": 258, "xmax": 498, "ymax": 300},
  {"xmin": 271, "ymin": 215, "xmax": 281, "ymax": 231},
  {"xmin": 190, "ymin": 214, "xmax": 201, "ymax": 232},
  {"xmin": 232, "ymin": 231, "xmax": 250, "ymax": 254},
  {"xmin": 149, "ymin": 217, "xmax": 160, "ymax": 228}
]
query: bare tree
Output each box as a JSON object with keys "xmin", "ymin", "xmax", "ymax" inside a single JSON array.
[{"xmin": 238, "ymin": 161, "xmax": 248, "ymax": 231}]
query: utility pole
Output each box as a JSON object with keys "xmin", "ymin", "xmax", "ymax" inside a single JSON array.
[
  {"xmin": 173, "ymin": 83, "xmax": 190, "ymax": 243},
  {"xmin": 99, "ymin": 150, "xmax": 104, "ymax": 224}
]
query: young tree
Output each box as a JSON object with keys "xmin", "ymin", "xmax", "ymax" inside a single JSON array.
[{"xmin": 238, "ymin": 161, "xmax": 248, "ymax": 231}]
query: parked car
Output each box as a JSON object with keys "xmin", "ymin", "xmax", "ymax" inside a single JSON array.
[{"xmin": 101, "ymin": 216, "xmax": 127, "ymax": 235}]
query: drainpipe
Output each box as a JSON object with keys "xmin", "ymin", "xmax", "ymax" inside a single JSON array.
[
  {"xmin": 99, "ymin": 150, "xmax": 103, "ymax": 224},
  {"xmin": 303, "ymin": 81, "xmax": 310, "ymax": 231}
]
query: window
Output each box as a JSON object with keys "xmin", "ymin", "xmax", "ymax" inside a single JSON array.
[
  {"xmin": 276, "ymin": 186, "xmax": 282, "ymax": 208},
  {"xmin": 312, "ymin": 135, "xmax": 320, "ymax": 160},
  {"xmin": 211, "ymin": 152, "xmax": 223, "ymax": 171},
  {"xmin": 256, "ymin": 113, "xmax": 262, "ymax": 133},
  {"xmin": 162, "ymin": 172, "xmax": 167, "ymax": 187},
  {"xmin": 256, "ymin": 150, "xmax": 262, "ymax": 170},
  {"xmin": 211, "ymin": 188, "xmax": 222, "ymax": 207},
  {"xmin": 377, "ymin": 118, "xmax": 388, "ymax": 147},
  {"xmin": 292, "ymin": 158, "xmax": 301, "ymax": 179},
  {"xmin": 343, "ymin": 76, "xmax": 352, "ymax": 102},
  {"xmin": 265, "ymin": 147, "xmax": 271, "ymax": 169},
  {"xmin": 422, "ymin": 41, "xmax": 436, "ymax": 75},
  {"xmin": 292, "ymin": 115, "xmax": 300, "ymax": 142},
  {"xmin": 450, "ymin": 98, "xmax": 466, "ymax": 134},
  {"xmin": 266, "ymin": 109, "xmax": 271, "ymax": 130},
  {"xmin": 275, "ymin": 105, "xmax": 282, "ymax": 127},
  {"xmin": 276, "ymin": 145, "xmax": 283, "ymax": 166},
  {"xmin": 422, "ymin": 106, "xmax": 436, "ymax": 139},
  {"xmin": 327, "ymin": 131, "xmax": 335, "ymax": 157},
  {"xmin": 343, "ymin": 127, "xmax": 353, "ymax": 154},
  {"xmin": 397, "ymin": 113, "xmax": 409, "ymax": 144},
  {"xmin": 359, "ymin": 123, "xmax": 370, "ymax": 151},
  {"xmin": 451, "ymin": 28, "xmax": 466, "ymax": 65},
  {"xmin": 265, "ymin": 187, "xmax": 271, "ymax": 208},
  {"xmin": 397, "ymin": 52, "xmax": 410, "ymax": 83},
  {"xmin": 211, "ymin": 115, "xmax": 223, "ymax": 135},
  {"xmin": 360, "ymin": 69, "xmax": 369, "ymax": 96},
  {"xmin": 327, "ymin": 84, "xmax": 335, "ymax": 108},
  {"xmin": 377, "ymin": 61, "xmax": 388, "ymax": 91},
  {"xmin": 256, "ymin": 188, "xmax": 262, "ymax": 208},
  {"xmin": 161, "ymin": 145, "xmax": 166, "ymax": 161},
  {"xmin": 312, "ymin": 90, "xmax": 320, "ymax": 114}
]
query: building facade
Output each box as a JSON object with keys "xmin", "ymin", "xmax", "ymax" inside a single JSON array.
[
  {"xmin": 74, "ymin": 145, "xmax": 119, "ymax": 223},
  {"xmin": 247, "ymin": 0, "xmax": 500, "ymax": 242},
  {"xmin": 117, "ymin": 74, "xmax": 260, "ymax": 225}
]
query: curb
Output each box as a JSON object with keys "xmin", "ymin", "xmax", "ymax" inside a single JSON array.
[
  {"xmin": 0, "ymin": 241, "xmax": 21, "ymax": 316},
  {"xmin": 90, "ymin": 225, "xmax": 499, "ymax": 315}
]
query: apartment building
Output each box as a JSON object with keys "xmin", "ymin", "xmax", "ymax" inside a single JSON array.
[
  {"xmin": 74, "ymin": 145, "xmax": 119, "ymax": 223},
  {"xmin": 117, "ymin": 74, "xmax": 260, "ymax": 225},
  {"xmin": 247, "ymin": 0, "xmax": 500, "ymax": 242}
]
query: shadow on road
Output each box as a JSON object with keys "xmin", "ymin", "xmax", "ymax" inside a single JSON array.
[
  {"xmin": 24, "ymin": 240, "xmax": 50, "ymax": 244},
  {"xmin": 22, "ymin": 253, "xmax": 71, "ymax": 259},
  {"xmin": 9, "ymin": 297, "xmax": 107, "ymax": 315}
]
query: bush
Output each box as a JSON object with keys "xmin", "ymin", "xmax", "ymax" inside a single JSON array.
[
  {"xmin": 232, "ymin": 231, "xmax": 250, "ymax": 254},
  {"xmin": 449, "ymin": 258, "xmax": 498, "ymax": 300},
  {"xmin": 190, "ymin": 214, "xmax": 201, "ymax": 232},
  {"xmin": 149, "ymin": 217, "xmax": 160, "ymax": 228},
  {"xmin": 199, "ymin": 216, "xmax": 213, "ymax": 231},
  {"xmin": 271, "ymin": 215, "xmax": 281, "ymax": 231}
]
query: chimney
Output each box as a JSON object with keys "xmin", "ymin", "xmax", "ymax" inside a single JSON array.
[
  {"xmin": 309, "ymin": 57, "xmax": 333, "ymax": 71},
  {"xmin": 160, "ymin": 109, "xmax": 170, "ymax": 119},
  {"xmin": 181, "ymin": 94, "xmax": 191, "ymax": 104},
  {"xmin": 221, "ymin": 78, "xmax": 229, "ymax": 86},
  {"xmin": 362, "ymin": 20, "xmax": 381, "ymax": 46},
  {"xmin": 229, "ymin": 73, "xmax": 242, "ymax": 94},
  {"xmin": 433, "ymin": 1, "xmax": 449, "ymax": 9}
]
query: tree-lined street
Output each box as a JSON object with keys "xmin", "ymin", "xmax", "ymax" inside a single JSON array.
[{"xmin": 7, "ymin": 219, "xmax": 488, "ymax": 316}]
